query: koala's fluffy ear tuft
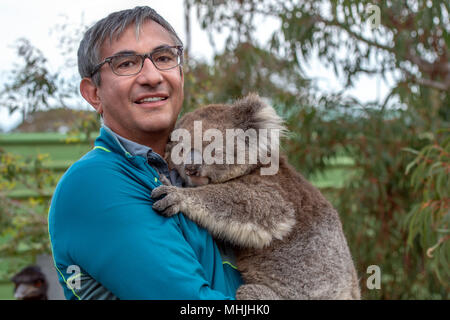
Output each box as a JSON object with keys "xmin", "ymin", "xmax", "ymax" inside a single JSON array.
[{"xmin": 232, "ymin": 93, "xmax": 287, "ymax": 136}]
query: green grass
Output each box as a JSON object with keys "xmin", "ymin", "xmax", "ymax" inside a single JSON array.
[
  {"xmin": 0, "ymin": 282, "xmax": 14, "ymax": 300},
  {"xmin": 310, "ymin": 167, "xmax": 353, "ymax": 188},
  {"xmin": 309, "ymin": 157, "xmax": 357, "ymax": 188},
  {"xmin": 0, "ymin": 132, "xmax": 92, "ymax": 162},
  {"xmin": 2, "ymin": 144, "xmax": 90, "ymax": 161},
  {"xmin": 0, "ymin": 132, "xmax": 69, "ymax": 142}
]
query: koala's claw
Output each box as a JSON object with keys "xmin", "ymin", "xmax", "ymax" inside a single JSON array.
[
  {"xmin": 161, "ymin": 205, "xmax": 180, "ymax": 217},
  {"xmin": 151, "ymin": 186, "xmax": 183, "ymax": 217},
  {"xmin": 151, "ymin": 185, "xmax": 173, "ymax": 198}
]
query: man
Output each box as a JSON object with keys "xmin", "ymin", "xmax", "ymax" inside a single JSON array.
[{"xmin": 48, "ymin": 6, "xmax": 242, "ymax": 300}]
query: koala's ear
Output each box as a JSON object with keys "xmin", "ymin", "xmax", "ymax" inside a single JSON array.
[
  {"xmin": 233, "ymin": 93, "xmax": 264, "ymax": 115},
  {"xmin": 232, "ymin": 93, "xmax": 287, "ymax": 134}
]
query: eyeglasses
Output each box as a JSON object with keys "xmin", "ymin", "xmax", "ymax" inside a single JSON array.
[{"xmin": 90, "ymin": 45, "xmax": 183, "ymax": 77}]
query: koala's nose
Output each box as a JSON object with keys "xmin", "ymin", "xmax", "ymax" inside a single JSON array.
[{"xmin": 185, "ymin": 163, "xmax": 201, "ymax": 176}]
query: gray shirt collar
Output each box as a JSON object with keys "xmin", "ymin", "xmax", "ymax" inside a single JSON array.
[{"xmin": 102, "ymin": 124, "xmax": 156, "ymax": 157}]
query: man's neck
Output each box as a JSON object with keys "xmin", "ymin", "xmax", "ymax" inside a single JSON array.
[{"xmin": 103, "ymin": 125, "xmax": 168, "ymax": 157}]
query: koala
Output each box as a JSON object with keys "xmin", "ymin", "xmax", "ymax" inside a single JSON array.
[{"xmin": 151, "ymin": 94, "xmax": 361, "ymax": 300}]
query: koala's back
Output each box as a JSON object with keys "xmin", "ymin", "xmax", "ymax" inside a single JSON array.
[{"xmin": 235, "ymin": 156, "xmax": 360, "ymax": 299}]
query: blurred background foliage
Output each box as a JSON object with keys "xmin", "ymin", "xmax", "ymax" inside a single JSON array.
[{"xmin": 0, "ymin": 0, "xmax": 448, "ymax": 299}]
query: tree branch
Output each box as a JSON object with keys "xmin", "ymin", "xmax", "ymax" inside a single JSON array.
[
  {"xmin": 314, "ymin": 15, "xmax": 395, "ymax": 54},
  {"xmin": 413, "ymin": 77, "xmax": 449, "ymax": 92},
  {"xmin": 399, "ymin": 66, "xmax": 450, "ymax": 91}
]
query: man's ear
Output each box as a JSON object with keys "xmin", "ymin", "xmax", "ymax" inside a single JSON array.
[{"xmin": 80, "ymin": 78, "xmax": 103, "ymax": 114}]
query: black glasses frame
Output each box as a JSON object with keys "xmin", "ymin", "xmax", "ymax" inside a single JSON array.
[{"xmin": 90, "ymin": 45, "xmax": 183, "ymax": 77}]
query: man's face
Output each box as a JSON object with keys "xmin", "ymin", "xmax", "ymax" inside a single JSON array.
[{"xmin": 95, "ymin": 20, "xmax": 184, "ymax": 145}]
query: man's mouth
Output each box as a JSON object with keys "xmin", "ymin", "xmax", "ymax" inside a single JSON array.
[{"xmin": 135, "ymin": 96, "xmax": 168, "ymax": 104}]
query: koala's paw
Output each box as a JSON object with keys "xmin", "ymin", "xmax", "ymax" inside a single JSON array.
[{"xmin": 151, "ymin": 185, "xmax": 184, "ymax": 217}]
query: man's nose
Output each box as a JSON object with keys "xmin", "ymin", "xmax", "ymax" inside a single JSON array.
[{"xmin": 136, "ymin": 57, "xmax": 163, "ymax": 86}]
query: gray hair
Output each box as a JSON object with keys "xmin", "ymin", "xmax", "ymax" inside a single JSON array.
[{"xmin": 77, "ymin": 6, "xmax": 183, "ymax": 86}]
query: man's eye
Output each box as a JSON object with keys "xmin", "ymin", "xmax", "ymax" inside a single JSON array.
[
  {"xmin": 113, "ymin": 56, "xmax": 140, "ymax": 69},
  {"xmin": 155, "ymin": 55, "xmax": 174, "ymax": 62},
  {"xmin": 117, "ymin": 60, "xmax": 136, "ymax": 68}
]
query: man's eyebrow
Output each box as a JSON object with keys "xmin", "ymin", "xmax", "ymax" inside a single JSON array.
[
  {"xmin": 112, "ymin": 50, "xmax": 137, "ymax": 56},
  {"xmin": 111, "ymin": 45, "xmax": 175, "ymax": 57},
  {"xmin": 152, "ymin": 44, "xmax": 174, "ymax": 51}
]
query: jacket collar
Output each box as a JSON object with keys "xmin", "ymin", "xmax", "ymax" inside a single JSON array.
[
  {"xmin": 94, "ymin": 126, "xmax": 184, "ymax": 187},
  {"xmin": 94, "ymin": 125, "xmax": 170, "ymax": 171},
  {"xmin": 94, "ymin": 126, "xmax": 133, "ymax": 158}
]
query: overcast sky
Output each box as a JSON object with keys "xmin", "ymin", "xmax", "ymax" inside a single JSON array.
[{"xmin": 0, "ymin": 0, "xmax": 391, "ymax": 132}]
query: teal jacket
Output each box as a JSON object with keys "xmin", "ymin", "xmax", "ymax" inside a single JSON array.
[{"xmin": 48, "ymin": 127, "xmax": 243, "ymax": 299}]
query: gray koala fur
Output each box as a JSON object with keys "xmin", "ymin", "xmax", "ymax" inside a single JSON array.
[{"xmin": 151, "ymin": 93, "xmax": 361, "ymax": 300}]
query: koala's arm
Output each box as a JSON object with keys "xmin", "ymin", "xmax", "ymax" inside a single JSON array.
[{"xmin": 151, "ymin": 178, "xmax": 296, "ymax": 249}]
